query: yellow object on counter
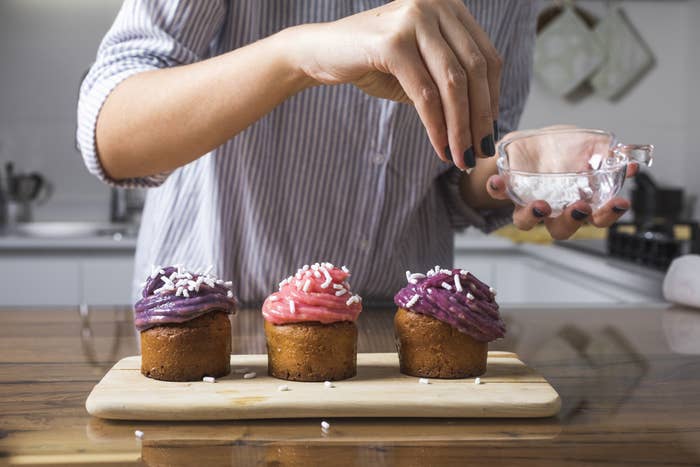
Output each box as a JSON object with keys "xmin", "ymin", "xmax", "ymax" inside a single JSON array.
[{"xmin": 494, "ymin": 224, "xmax": 608, "ymax": 244}]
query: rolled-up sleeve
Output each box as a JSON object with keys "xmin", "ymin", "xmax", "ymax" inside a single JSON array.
[
  {"xmin": 76, "ymin": 0, "xmax": 226, "ymax": 188},
  {"xmin": 442, "ymin": 1, "xmax": 538, "ymax": 233}
]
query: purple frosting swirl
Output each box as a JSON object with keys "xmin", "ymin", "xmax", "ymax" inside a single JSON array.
[
  {"xmin": 134, "ymin": 266, "xmax": 237, "ymax": 332},
  {"xmin": 394, "ymin": 268, "xmax": 505, "ymax": 342}
]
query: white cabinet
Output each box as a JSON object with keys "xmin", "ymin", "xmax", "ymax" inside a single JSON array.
[
  {"xmin": 0, "ymin": 253, "xmax": 134, "ymax": 306},
  {"xmin": 0, "ymin": 256, "xmax": 81, "ymax": 306}
]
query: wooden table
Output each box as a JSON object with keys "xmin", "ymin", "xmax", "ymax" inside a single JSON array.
[{"xmin": 1, "ymin": 305, "xmax": 700, "ymax": 466}]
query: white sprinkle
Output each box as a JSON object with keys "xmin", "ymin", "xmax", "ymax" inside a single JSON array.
[
  {"xmin": 332, "ymin": 283, "xmax": 344, "ymax": 290},
  {"xmin": 441, "ymin": 282, "xmax": 452, "ymax": 291},
  {"xmin": 346, "ymin": 295, "xmax": 361, "ymax": 306},
  {"xmin": 440, "ymin": 269, "xmax": 451, "ymax": 275},
  {"xmin": 324, "ymin": 381, "xmax": 335, "ymax": 388},
  {"xmin": 289, "ymin": 300, "xmax": 295, "ymax": 314},
  {"xmin": 302, "ymin": 264, "xmax": 310, "ymax": 271},
  {"xmin": 295, "ymin": 272, "xmax": 303, "ymax": 280},
  {"xmin": 311, "ymin": 263, "xmax": 320, "ymax": 271},
  {"xmin": 335, "ymin": 289, "xmax": 347, "ymax": 296},
  {"xmin": 227, "ymin": 290, "xmax": 234, "ymax": 298},
  {"xmin": 182, "ymin": 288, "xmax": 190, "ymax": 298},
  {"xmin": 224, "ymin": 281, "xmax": 233, "ymax": 288},
  {"xmin": 314, "ymin": 270, "xmax": 321, "ymax": 278},
  {"xmin": 475, "ymin": 377, "xmax": 482, "ymax": 385},
  {"xmin": 269, "ymin": 295, "xmax": 279, "ymax": 302},
  {"xmin": 243, "ymin": 372, "xmax": 257, "ymax": 379},
  {"xmin": 434, "ymin": 265, "xmax": 441, "ymax": 272},
  {"xmin": 454, "ymin": 275, "xmax": 463, "ymax": 292},
  {"xmin": 410, "ymin": 273, "xmax": 426, "ymax": 281},
  {"xmin": 202, "ymin": 376, "xmax": 216, "ymax": 383},
  {"xmin": 320, "ymin": 267, "xmax": 332, "ymax": 289},
  {"xmin": 321, "ymin": 421, "xmax": 330, "ymax": 430},
  {"xmin": 460, "ymin": 270, "xmax": 469, "ymax": 276},
  {"xmin": 296, "ymin": 280, "xmax": 303, "ymax": 290},
  {"xmin": 134, "ymin": 430, "xmax": 144, "ymax": 439},
  {"xmin": 303, "ymin": 279, "xmax": 311, "ymax": 293},
  {"xmin": 405, "ymin": 294, "xmax": 420, "ymax": 308},
  {"xmin": 405, "ymin": 270, "xmax": 413, "ymax": 282},
  {"xmin": 233, "ymin": 368, "xmax": 249, "ymax": 374},
  {"xmin": 278, "ymin": 278, "xmax": 289, "ymax": 289},
  {"xmin": 489, "ymin": 287, "xmax": 497, "ymax": 296},
  {"xmin": 467, "ymin": 293, "xmax": 475, "ymax": 300},
  {"xmin": 341, "ymin": 265, "xmax": 349, "ymax": 273},
  {"xmin": 323, "ymin": 262, "xmax": 334, "ymax": 269},
  {"xmin": 278, "ymin": 384, "xmax": 290, "ymax": 391},
  {"xmin": 427, "ymin": 288, "xmax": 433, "ymax": 294},
  {"xmin": 419, "ymin": 378, "xmax": 430, "ymax": 385},
  {"xmin": 175, "ymin": 287, "xmax": 183, "ymax": 297}
]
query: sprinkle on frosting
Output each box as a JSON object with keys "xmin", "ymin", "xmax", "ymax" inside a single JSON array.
[
  {"xmin": 134, "ymin": 265, "xmax": 237, "ymax": 332},
  {"xmin": 394, "ymin": 266, "xmax": 505, "ymax": 343},
  {"xmin": 262, "ymin": 262, "xmax": 362, "ymax": 325}
]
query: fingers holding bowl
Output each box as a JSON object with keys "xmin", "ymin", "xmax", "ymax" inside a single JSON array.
[
  {"xmin": 513, "ymin": 201, "xmax": 551, "ymax": 231},
  {"xmin": 591, "ymin": 198, "xmax": 630, "ymax": 228},
  {"xmin": 544, "ymin": 201, "xmax": 592, "ymax": 240}
]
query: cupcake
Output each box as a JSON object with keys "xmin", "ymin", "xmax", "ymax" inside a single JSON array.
[
  {"xmin": 393, "ymin": 266, "xmax": 505, "ymax": 378},
  {"xmin": 134, "ymin": 265, "xmax": 237, "ymax": 381},
  {"xmin": 262, "ymin": 262, "xmax": 362, "ymax": 381}
]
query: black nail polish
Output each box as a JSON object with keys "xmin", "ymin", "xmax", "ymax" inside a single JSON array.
[
  {"xmin": 481, "ymin": 134, "xmax": 495, "ymax": 157},
  {"xmin": 463, "ymin": 147, "xmax": 476, "ymax": 168},
  {"xmin": 493, "ymin": 121, "xmax": 499, "ymax": 141},
  {"xmin": 444, "ymin": 146, "xmax": 453, "ymax": 162},
  {"xmin": 532, "ymin": 207, "xmax": 546, "ymax": 218},
  {"xmin": 572, "ymin": 209, "xmax": 589, "ymax": 221},
  {"xmin": 612, "ymin": 205, "xmax": 627, "ymax": 214}
]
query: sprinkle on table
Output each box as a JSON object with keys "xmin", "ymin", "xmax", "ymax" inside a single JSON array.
[
  {"xmin": 202, "ymin": 376, "xmax": 216, "ymax": 383},
  {"xmin": 243, "ymin": 372, "xmax": 257, "ymax": 379},
  {"xmin": 324, "ymin": 381, "xmax": 335, "ymax": 388},
  {"xmin": 321, "ymin": 421, "xmax": 330, "ymax": 431},
  {"xmin": 278, "ymin": 384, "xmax": 290, "ymax": 392},
  {"xmin": 475, "ymin": 377, "xmax": 482, "ymax": 385},
  {"xmin": 419, "ymin": 378, "xmax": 430, "ymax": 385},
  {"xmin": 134, "ymin": 430, "xmax": 144, "ymax": 439}
]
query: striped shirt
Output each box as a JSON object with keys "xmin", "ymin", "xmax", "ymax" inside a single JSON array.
[{"xmin": 77, "ymin": 0, "xmax": 537, "ymax": 305}]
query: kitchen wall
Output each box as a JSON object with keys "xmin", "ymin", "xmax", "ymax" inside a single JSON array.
[
  {"xmin": 0, "ymin": 0, "xmax": 697, "ymax": 222},
  {"xmin": 0, "ymin": 0, "xmax": 123, "ymax": 221},
  {"xmin": 519, "ymin": 0, "xmax": 700, "ymax": 218}
]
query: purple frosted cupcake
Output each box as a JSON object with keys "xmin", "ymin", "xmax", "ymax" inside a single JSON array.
[{"xmin": 393, "ymin": 266, "xmax": 505, "ymax": 378}]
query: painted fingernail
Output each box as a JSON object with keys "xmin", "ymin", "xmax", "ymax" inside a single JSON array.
[
  {"xmin": 489, "ymin": 181, "xmax": 499, "ymax": 191},
  {"xmin": 493, "ymin": 121, "xmax": 499, "ymax": 141},
  {"xmin": 464, "ymin": 146, "xmax": 476, "ymax": 168},
  {"xmin": 532, "ymin": 207, "xmax": 546, "ymax": 218},
  {"xmin": 481, "ymin": 134, "xmax": 495, "ymax": 157},
  {"xmin": 612, "ymin": 205, "xmax": 628, "ymax": 214},
  {"xmin": 572, "ymin": 209, "xmax": 589, "ymax": 221},
  {"xmin": 444, "ymin": 146, "xmax": 453, "ymax": 162}
]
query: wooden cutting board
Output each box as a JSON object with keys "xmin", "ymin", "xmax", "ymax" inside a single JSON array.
[{"xmin": 85, "ymin": 352, "xmax": 560, "ymax": 420}]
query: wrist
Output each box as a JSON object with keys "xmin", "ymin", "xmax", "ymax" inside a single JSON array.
[{"xmin": 272, "ymin": 24, "xmax": 324, "ymax": 91}]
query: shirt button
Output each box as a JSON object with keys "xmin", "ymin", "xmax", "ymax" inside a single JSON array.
[
  {"xmin": 372, "ymin": 153, "xmax": 388, "ymax": 165},
  {"xmin": 359, "ymin": 238, "xmax": 370, "ymax": 252}
]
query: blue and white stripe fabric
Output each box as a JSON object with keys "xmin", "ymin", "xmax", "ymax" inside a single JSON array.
[{"xmin": 77, "ymin": 0, "xmax": 538, "ymax": 305}]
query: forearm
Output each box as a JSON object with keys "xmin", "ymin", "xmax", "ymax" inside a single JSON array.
[
  {"xmin": 95, "ymin": 28, "xmax": 314, "ymax": 180},
  {"xmin": 458, "ymin": 158, "xmax": 512, "ymax": 210}
]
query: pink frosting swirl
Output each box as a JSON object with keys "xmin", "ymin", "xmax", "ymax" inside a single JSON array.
[{"xmin": 262, "ymin": 262, "xmax": 362, "ymax": 325}]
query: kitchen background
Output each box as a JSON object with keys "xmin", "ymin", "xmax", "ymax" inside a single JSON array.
[{"xmin": 0, "ymin": 0, "xmax": 697, "ymax": 307}]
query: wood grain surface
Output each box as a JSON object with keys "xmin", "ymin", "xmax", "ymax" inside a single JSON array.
[
  {"xmin": 86, "ymin": 352, "xmax": 560, "ymax": 420},
  {"xmin": 2, "ymin": 306, "xmax": 700, "ymax": 466}
]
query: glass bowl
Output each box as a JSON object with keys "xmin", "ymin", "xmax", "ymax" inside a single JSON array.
[{"xmin": 496, "ymin": 128, "xmax": 654, "ymax": 216}]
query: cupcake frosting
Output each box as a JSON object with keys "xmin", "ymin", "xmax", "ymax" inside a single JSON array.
[
  {"xmin": 262, "ymin": 262, "xmax": 362, "ymax": 325},
  {"xmin": 134, "ymin": 265, "xmax": 237, "ymax": 332},
  {"xmin": 394, "ymin": 266, "xmax": 505, "ymax": 342}
]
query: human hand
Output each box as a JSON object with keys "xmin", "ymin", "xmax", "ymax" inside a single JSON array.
[
  {"xmin": 290, "ymin": 0, "xmax": 501, "ymax": 170},
  {"xmin": 485, "ymin": 126, "xmax": 640, "ymax": 240}
]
